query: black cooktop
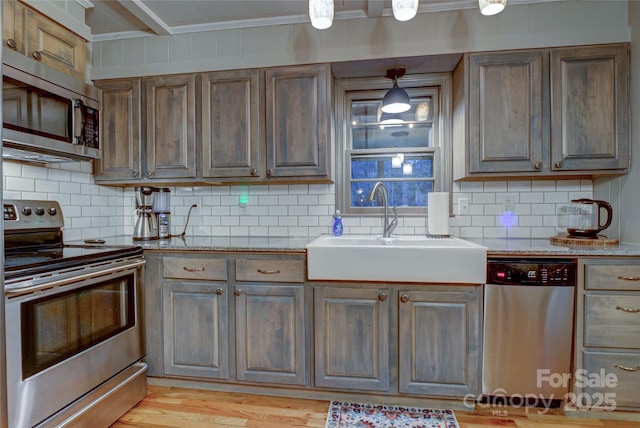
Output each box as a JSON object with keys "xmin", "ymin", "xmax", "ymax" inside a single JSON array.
[{"xmin": 4, "ymin": 244, "xmax": 143, "ymax": 281}]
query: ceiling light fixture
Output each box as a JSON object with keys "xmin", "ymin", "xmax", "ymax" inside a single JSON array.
[
  {"xmin": 392, "ymin": 0, "xmax": 419, "ymax": 22},
  {"xmin": 382, "ymin": 67, "xmax": 411, "ymax": 114},
  {"xmin": 479, "ymin": 0, "xmax": 507, "ymax": 16},
  {"xmin": 309, "ymin": 0, "xmax": 334, "ymax": 30}
]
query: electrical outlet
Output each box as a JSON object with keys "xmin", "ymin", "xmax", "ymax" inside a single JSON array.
[
  {"xmin": 503, "ymin": 196, "xmax": 515, "ymax": 213},
  {"xmin": 184, "ymin": 196, "xmax": 201, "ymax": 216},
  {"xmin": 457, "ymin": 198, "xmax": 469, "ymax": 215}
]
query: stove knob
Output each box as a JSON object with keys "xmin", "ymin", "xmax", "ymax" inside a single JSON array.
[
  {"xmin": 22, "ymin": 207, "xmax": 32, "ymax": 216},
  {"xmin": 35, "ymin": 207, "xmax": 45, "ymax": 216},
  {"xmin": 48, "ymin": 207, "xmax": 57, "ymax": 216}
]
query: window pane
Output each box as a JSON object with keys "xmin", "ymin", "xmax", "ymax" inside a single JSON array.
[
  {"xmin": 350, "ymin": 154, "xmax": 434, "ymax": 208},
  {"xmin": 351, "ymin": 155, "xmax": 433, "ymax": 180},
  {"xmin": 351, "ymin": 181, "xmax": 433, "ymax": 208},
  {"xmin": 351, "ymin": 97, "xmax": 434, "ymax": 150}
]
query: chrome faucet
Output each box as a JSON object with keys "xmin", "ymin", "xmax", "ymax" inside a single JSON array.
[{"xmin": 367, "ymin": 182, "xmax": 398, "ymax": 238}]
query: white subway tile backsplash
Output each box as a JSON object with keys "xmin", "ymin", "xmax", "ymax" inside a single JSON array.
[{"xmin": 3, "ymin": 161, "xmax": 597, "ymax": 239}]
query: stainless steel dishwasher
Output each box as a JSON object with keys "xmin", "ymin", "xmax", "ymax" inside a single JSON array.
[{"xmin": 482, "ymin": 259, "xmax": 576, "ymax": 402}]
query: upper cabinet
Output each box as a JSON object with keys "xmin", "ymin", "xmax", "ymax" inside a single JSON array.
[
  {"xmin": 265, "ymin": 64, "xmax": 331, "ymax": 179},
  {"xmin": 96, "ymin": 64, "xmax": 331, "ymax": 185},
  {"xmin": 453, "ymin": 44, "xmax": 630, "ymax": 180},
  {"xmin": 2, "ymin": 0, "xmax": 87, "ymax": 80},
  {"xmin": 94, "ymin": 79, "xmax": 142, "ymax": 181},
  {"xmin": 145, "ymin": 74, "xmax": 198, "ymax": 180}
]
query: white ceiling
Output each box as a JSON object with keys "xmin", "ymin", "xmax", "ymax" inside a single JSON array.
[
  {"xmin": 84, "ymin": 0, "xmax": 545, "ymax": 77},
  {"xmin": 86, "ymin": 0, "xmax": 536, "ymax": 40}
]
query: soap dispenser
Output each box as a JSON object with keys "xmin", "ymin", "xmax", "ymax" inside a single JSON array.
[{"xmin": 332, "ymin": 210, "xmax": 343, "ymax": 236}]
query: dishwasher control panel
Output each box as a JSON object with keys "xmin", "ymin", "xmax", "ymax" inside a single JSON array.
[{"xmin": 487, "ymin": 259, "xmax": 576, "ymax": 286}]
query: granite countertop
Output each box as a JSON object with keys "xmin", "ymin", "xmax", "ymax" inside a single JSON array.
[
  {"xmin": 467, "ymin": 237, "xmax": 640, "ymax": 257},
  {"xmin": 72, "ymin": 235, "xmax": 640, "ymax": 257},
  {"xmin": 71, "ymin": 235, "xmax": 312, "ymax": 253}
]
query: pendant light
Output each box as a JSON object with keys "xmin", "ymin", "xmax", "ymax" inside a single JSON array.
[
  {"xmin": 479, "ymin": 0, "xmax": 507, "ymax": 16},
  {"xmin": 309, "ymin": 0, "xmax": 334, "ymax": 30},
  {"xmin": 392, "ymin": 0, "xmax": 419, "ymax": 22},
  {"xmin": 382, "ymin": 67, "xmax": 411, "ymax": 114}
]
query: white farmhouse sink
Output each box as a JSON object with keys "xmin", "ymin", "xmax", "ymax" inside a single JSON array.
[{"xmin": 306, "ymin": 235, "xmax": 487, "ymax": 284}]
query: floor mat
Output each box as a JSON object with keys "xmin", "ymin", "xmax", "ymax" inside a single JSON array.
[{"xmin": 325, "ymin": 401, "xmax": 460, "ymax": 428}]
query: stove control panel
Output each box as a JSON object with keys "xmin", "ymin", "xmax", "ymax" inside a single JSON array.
[{"xmin": 3, "ymin": 200, "xmax": 64, "ymax": 230}]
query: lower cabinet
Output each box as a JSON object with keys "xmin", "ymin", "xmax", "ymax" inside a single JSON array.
[
  {"xmin": 314, "ymin": 284, "xmax": 481, "ymax": 397},
  {"xmin": 314, "ymin": 286, "xmax": 391, "ymax": 391},
  {"xmin": 235, "ymin": 283, "xmax": 307, "ymax": 385},
  {"xmin": 574, "ymin": 258, "xmax": 640, "ymax": 410},
  {"xmin": 398, "ymin": 289, "xmax": 481, "ymax": 397},
  {"xmin": 150, "ymin": 252, "xmax": 308, "ymax": 387},
  {"xmin": 163, "ymin": 281, "xmax": 230, "ymax": 379}
]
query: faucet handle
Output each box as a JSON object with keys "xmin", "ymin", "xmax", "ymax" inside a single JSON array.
[{"xmin": 387, "ymin": 207, "xmax": 398, "ymax": 236}]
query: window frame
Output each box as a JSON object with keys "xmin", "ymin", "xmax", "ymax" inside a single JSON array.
[{"xmin": 334, "ymin": 73, "xmax": 453, "ymax": 217}]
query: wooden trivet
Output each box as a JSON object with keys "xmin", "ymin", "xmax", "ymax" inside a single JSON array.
[{"xmin": 550, "ymin": 234, "xmax": 619, "ymax": 247}]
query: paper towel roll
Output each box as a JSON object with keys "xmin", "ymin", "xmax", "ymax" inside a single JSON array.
[{"xmin": 428, "ymin": 192, "xmax": 450, "ymax": 236}]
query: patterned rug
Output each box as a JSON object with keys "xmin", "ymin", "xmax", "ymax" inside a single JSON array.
[{"xmin": 325, "ymin": 401, "xmax": 460, "ymax": 428}]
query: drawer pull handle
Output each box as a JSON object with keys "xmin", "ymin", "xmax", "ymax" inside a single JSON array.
[
  {"xmin": 215, "ymin": 288, "xmax": 223, "ymax": 295},
  {"xmin": 617, "ymin": 275, "xmax": 640, "ymax": 281},
  {"xmin": 378, "ymin": 292, "xmax": 388, "ymax": 301},
  {"xmin": 183, "ymin": 266, "xmax": 205, "ymax": 272},
  {"xmin": 614, "ymin": 364, "xmax": 640, "ymax": 372},
  {"xmin": 234, "ymin": 289, "xmax": 242, "ymax": 296},
  {"xmin": 400, "ymin": 294, "xmax": 410, "ymax": 303},
  {"xmin": 257, "ymin": 269, "xmax": 280, "ymax": 275},
  {"xmin": 32, "ymin": 51, "xmax": 42, "ymax": 61},
  {"xmin": 616, "ymin": 305, "xmax": 640, "ymax": 313}
]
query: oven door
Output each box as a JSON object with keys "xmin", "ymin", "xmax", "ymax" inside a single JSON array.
[{"xmin": 5, "ymin": 259, "xmax": 144, "ymax": 428}]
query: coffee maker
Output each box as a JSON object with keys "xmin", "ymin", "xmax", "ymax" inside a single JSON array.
[{"xmin": 133, "ymin": 186, "xmax": 158, "ymax": 240}]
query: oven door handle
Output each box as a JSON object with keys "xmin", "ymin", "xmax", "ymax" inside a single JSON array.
[{"xmin": 5, "ymin": 258, "xmax": 145, "ymax": 297}]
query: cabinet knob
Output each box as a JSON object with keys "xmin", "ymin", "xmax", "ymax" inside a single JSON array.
[
  {"xmin": 533, "ymin": 162, "xmax": 543, "ymax": 170},
  {"xmin": 234, "ymin": 289, "xmax": 242, "ymax": 296},
  {"xmin": 554, "ymin": 160, "xmax": 564, "ymax": 169},
  {"xmin": 215, "ymin": 288, "xmax": 224, "ymax": 295},
  {"xmin": 400, "ymin": 294, "xmax": 410, "ymax": 303},
  {"xmin": 6, "ymin": 39, "xmax": 17, "ymax": 50},
  {"xmin": 132, "ymin": 171, "xmax": 139, "ymax": 178},
  {"xmin": 31, "ymin": 51, "xmax": 42, "ymax": 61},
  {"xmin": 145, "ymin": 171, "xmax": 155, "ymax": 178},
  {"xmin": 267, "ymin": 168, "xmax": 274, "ymax": 177},
  {"xmin": 378, "ymin": 292, "xmax": 388, "ymax": 301},
  {"xmin": 250, "ymin": 168, "xmax": 258, "ymax": 176}
]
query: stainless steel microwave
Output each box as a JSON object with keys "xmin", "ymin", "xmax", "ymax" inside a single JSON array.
[{"xmin": 2, "ymin": 47, "xmax": 101, "ymax": 162}]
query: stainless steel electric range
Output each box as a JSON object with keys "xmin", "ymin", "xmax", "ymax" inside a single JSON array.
[{"xmin": 3, "ymin": 199, "xmax": 147, "ymax": 428}]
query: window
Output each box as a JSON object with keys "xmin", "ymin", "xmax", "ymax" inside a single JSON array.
[{"xmin": 335, "ymin": 74, "xmax": 452, "ymax": 216}]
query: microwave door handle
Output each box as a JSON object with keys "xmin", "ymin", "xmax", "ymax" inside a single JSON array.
[{"xmin": 73, "ymin": 99, "xmax": 85, "ymax": 145}]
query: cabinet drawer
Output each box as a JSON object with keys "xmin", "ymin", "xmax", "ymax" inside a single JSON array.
[
  {"xmin": 163, "ymin": 256, "xmax": 227, "ymax": 281},
  {"xmin": 584, "ymin": 294, "xmax": 640, "ymax": 348},
  {"xmin": 582, "ymin": 351, "xmax": 640, "ymax": 409},
  {"xmin": 236, "ymin": 259, "xmax": 305, "ymax": 283},
  {"xmin": 585, "ymin": 264, "xmax": 640, "ymax": 291}
]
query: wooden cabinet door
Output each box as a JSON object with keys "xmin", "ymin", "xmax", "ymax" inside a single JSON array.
[
  {"xmin": 550, "ymin": 44, "xmax": 629, "ymax": 172},
  {"xmin": 201, "ymin": 69, "xmax": 262, "ymax": 179},
  {"xmin": 265, "ymin": 64, "xmax": 330, "ymax": 179},
  {"xmin": 94, "ymin": 79, "xmax": 142, "ymax": 181},
  {"xmin": 163, "ymin": 281, "xmax": 230, "ymax": 379},
  {"xmin": 467, "ymin": 50, "xmax": 545, "ymax": 174},
  {"xmin": 146, "ymin": 74, "xmax": 197, "ymax": 179},
  {"xmin": 235, "ymin": 284, "xmax": 307, "ymax": 385},
  {"xmin": 314, "ymin": 286, "xmax": 390, "ymax": 391},
  {"xmin": 23, "ymin": 6, "xmax": 86, "ymax": 79},
  {"xmin": 398, "ymin": 287, "xmax": 481, "ymax": 397},
  {"xmin": 2, "ymin": 0, "xmax": 25, "ymax": 53}
]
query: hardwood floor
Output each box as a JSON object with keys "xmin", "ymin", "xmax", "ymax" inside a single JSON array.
[{"xmin": 113, "ymin": 386, "xmax": 640, "ymax": 428}]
